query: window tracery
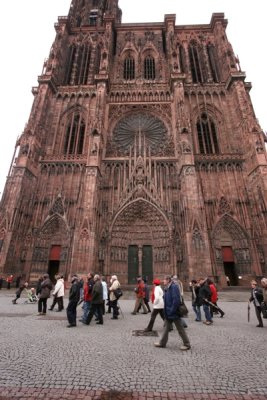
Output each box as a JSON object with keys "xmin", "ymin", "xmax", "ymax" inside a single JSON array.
[
  {"xmin": 189, "ymin": 41, "xmax": 203, "ymax": 83},
  {"xmin": 197, "ymin": 112, "xmax": 219, "ymax": 155},
  {"xmin": 144, "ymin": 56, "xmax": 155, "ymax": 80},
  {"xmin": 64, "ymin": 44, "xmax": 91, "ymax": 85},
  {"xmin": 107, "ymin": 113, "xmax": 172, "ymax": 157},
  {"xmin": 63, "ymin": 114, "xmax": 85, "ymax": 155},
  {"xmin": 123, "ymin": 56, "xmax": 135, "ymax": 80}
]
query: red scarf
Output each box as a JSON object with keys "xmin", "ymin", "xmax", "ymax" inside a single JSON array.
[{"xmin": 151, "ymin": 286, "xmax": 155, "ymax": 304}]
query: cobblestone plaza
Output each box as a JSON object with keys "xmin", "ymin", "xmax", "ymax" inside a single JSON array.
[{"xmin": 0, "ymin": 290, "xmax": 266, "ymax": 399}]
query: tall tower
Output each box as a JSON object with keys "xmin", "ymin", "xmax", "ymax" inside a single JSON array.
[{"xmin": 0, "ymin": 1, "xmax": 266, "ymax": 286}]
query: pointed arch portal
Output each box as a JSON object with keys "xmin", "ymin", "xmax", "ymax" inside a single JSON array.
[
  {"xmin": 212, "ymin": 215, "xmax": 251, "ymax": 285},
  {"xmin": 109, "ymin": 199, "xmax": 171, "ymax": 284}
]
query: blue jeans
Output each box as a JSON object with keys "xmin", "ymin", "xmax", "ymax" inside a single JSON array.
[
  {"xmin": 203, "ymin": 303, "xmax": 212, "ymax": 322},
  {"xmin": 192, "ymin": 304, "xmax": 202, "ymax": 321},
  {"xmin": 82, "ymin": 301, "xmax": 91, "ymax": 321}
]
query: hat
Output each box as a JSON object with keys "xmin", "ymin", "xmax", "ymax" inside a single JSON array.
[{"xmin": 153, "ymin": 279, "xmax": 161, "ymax": 285}]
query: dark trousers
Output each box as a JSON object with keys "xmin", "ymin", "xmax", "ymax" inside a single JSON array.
[
  {"xmin": 110, "ymin": 299, "xmax": 119, "ymax": 318},
  {"xmin": 58, "ymin": 296, "xmax": 64, "ymax": 311},
  {"xmin": 50, "ymin": 296, "xmax": 58, "ymax": 310},
  {"xmin": 38, "ymin": 298, "xmax": 48, "ymax": 314},
  {"xmin": 210, "ymin": 302, "xmax": 224, "ymax": 317},
  {"xmin": 66, "ymin": 300, "xmax": 78, "ymax": 326},
  {"xmin": 137, "ymin": 298, "xmax": 151, "ymax": 313},
  {"xmin": 255, "ymin": 305, "xmax": 263, "ymax": 326},
  {"xmin": 101, "ymin": 300, "xmax": 106, "ymax": 315},
  {"xmin": 50, "ymin": 296, "xmax": 64, "ymax": 311},
  {"xmin": 86, "ymin": 303, "xmax": 103, "ymax": 325},
  {"xmin": 159, "ymin": 319, "xmax": 190, "ymax": 348},
  {"xmin": 145, "ymin": 308, "xmax": 165, "ymax": 330}
]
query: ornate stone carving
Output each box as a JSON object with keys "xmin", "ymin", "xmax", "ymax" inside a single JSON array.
[
  {"xmin": 106, "ymin": 113, "xmax": 174, "ymax": 157},
  {"xmin": 218, "ymin": 197, "xmax": 232, "ymax": 216}
]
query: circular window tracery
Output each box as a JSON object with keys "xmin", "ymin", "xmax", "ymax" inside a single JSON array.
[{"xmin": 106, "ymin": 113, "xmax": 174, "ymax": 157}]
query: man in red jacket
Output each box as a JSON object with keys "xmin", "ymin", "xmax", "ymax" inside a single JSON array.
[
  {"xmin": 131, "ymin": 277, "xmax": 148, "ymax": 315},
  {"xmin": 80, "ymin": 272, "xmax": 94, "ymax": 323}
]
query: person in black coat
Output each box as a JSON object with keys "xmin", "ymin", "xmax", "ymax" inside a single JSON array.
[
  {"xmin": 37, "ymin": 274, "xmax": 53, "ymax": 315},
  {"xmin": 249, "ymin": 280, "xmax": 264, "ymax": 327},
  {"xmin": 66, "ymin": 274, "xmax": 80, "ymax": 327},
  {"xmin": 83, "ymin": 274, "xmax": 104, "ymax": 325},
  {"xmin": 198, "ymin": 278, "xmax": 213, "ymax": 325},
  {"xmin": 12, "ymin": 282, "xmax": 28, "ymax": 304},
  {"xmin": 190, "ymin": 279, "xmax": 202, "ymax": 321}
]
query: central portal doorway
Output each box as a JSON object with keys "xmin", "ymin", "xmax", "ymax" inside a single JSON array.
[
  {"xmin": 48, "ymin": 245, "xmax": 61, "ymax": 283},
  {"xmin": 128, "ymin": 245, "xmax": 153, "ymax": 284},
  {"xmin": 222, "ymin": 246, "xmax": 238, "ymax": 286}
]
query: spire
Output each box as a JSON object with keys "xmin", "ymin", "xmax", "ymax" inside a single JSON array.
[{"xmin": 68, "ymin": 0, "xmax": 121, "ymax": 27}]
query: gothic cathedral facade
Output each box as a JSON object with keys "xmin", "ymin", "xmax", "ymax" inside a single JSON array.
[{"xmin": 0, "ymin": 0, "xmax": 267, "ymax": 286}]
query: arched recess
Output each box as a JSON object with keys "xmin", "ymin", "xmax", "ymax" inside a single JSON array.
[
  {"xmin": 212, "ymin": 214, "xmax": 252, "ymax": 285},
  {"xmin": 107, "ymin": 199, "xmax": 172, "ymax": 284},
  {"xmin": 31, "ymin": 214, "xmax": 71, "ymax": 280}
]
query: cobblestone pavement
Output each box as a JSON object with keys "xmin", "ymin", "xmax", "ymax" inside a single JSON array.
[{"xmin": 0, "ymin": 289, "xmax": 266, "ymax": 400}]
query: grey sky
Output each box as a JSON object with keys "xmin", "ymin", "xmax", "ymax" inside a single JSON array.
[{"xmin": 0, "ymin": 0, "xmax": 266, "ymax": 196}]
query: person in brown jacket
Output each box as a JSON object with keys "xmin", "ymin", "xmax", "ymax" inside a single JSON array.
[
  {"xmin": 131, "ymin": 277, "xmax": 148, "ymax": 315},
  {"xmin": 37, "ymin": 274, "xmax": 52, "ymax": 315}
]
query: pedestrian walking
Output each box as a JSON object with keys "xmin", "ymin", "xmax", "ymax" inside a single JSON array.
[
  {"xmin": 131, "ymin": 277, "xmax": 148, "ymax": 315},
  {"xmin": 190, "ymin": 279, "xmax": 202, "ymax": 322},
  {"xmin": 198, "ymin": 278, "xmax": 213, "ymax": 325},
  {"xmin": 83, "ymin": 274, "xmax": 104, "ymax": 325},
  {"xmin": 154, "ymin": 275, "xmax": 191, "ymax": 350},
  {"xmin": 207, "ymin": 278, "xmax": 225, "ymax": 318},
  {"xmin": 143, "ymin": 278, "xmax": 164, "ymax": 332},
  {"xmin": 109, "ymin": 275, "xmax": 121, "ymax": 320},
  {"xmin": 66, "ymin": 274, "xmax": 80, "ymax": 327},
  {"xmin": 101, "ymin": 276, "xmax": 108, "ymax": 315},
  {"xmin": 0, "ymin": 275, "xmax": 3, "ymax": 290},
  {"xmin": 49, "ymin": 275, "xmax": 64, "ymax": 311},
  {"xmin": 6, "ymin": 274, "xmax": 13, "ymax": 289},
  {"xmin": 249, "ymin": 280, "xmax": 264, "ymax": 327},
  {"xmin": 12, "ymin": 282, "xmax": 28, "ymax": 304},
  {"xmin": 37, "ymin": 274, "xmax": 53, "ymax": 315},
  {"xmin": 80, "ymin": 272, "xmax": 94, "ymax": 323},
  {"xmin": 172, "ymin": 275, "xmax": 188, "ymax": 328}
]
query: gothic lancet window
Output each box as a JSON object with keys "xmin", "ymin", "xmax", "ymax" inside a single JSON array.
[
  {"xmin": 197, "ymin": 113, "xmax": 219, "ymax": 154},
  {"xmin": 64, "ymin": 45, "xmax": 76, "ymax": 85},
  {"xmin": 178, "ymin": 44, "xmax": 186, "ymax": 74},
  {"xmin": 123, "ymin": 57, "xmax": 135, "ymax": 80},
  {"xmin": 63, "ymin": 114, "xmax": 85, "ymax": 155},
  {"xmin": 189, "ymin": 41, "xmax": 203, "ymax": 83},
  {"xmin": 144, "ymin": 56, "xmax": 155, "ymax": 80},
  {"xmin": 64, "ymin": 44, "xmax": 91, "ymax": 85},
  {"xmin": 94, "ymin": 45, "xmax": 101, "ymax": 75},
  {"xmin": 207, "ymin": 44, "xmax": 220, "ymax": 83}
]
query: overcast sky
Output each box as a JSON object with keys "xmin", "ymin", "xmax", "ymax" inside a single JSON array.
[{"xmin": 0, "ymin": 0, "xmax": 266, "ymax": 197}]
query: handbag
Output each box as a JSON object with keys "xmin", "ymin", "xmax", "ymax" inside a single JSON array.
[
  {"xmin": 177, "ymin": 298, "xmax": 188, "ymax": 317},
  {"xmin": 114, "ymin": 287, "xmax": 123, "ymax": 299},
  {"xmin": 261, "ymin": 302, "xmax": 267, "ymax": 319}
]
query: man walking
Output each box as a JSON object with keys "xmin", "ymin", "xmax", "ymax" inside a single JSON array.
[
  {"xmin": 66, "ymin": 274, "xmax": 80, "ymax": 327},
  {"xmin": 83, "ymin": 274, "xmax": 104, "ymax": 325},
  {"xmin": 132, "ymin": 277, "xmax": 148, "ymax": 315},
  {"xmin": 154, "ymin": 275, "xmax": 191, "ymax": 350},
  {"xmin": 109, "ymin": 275, "xmax": 121, "ymax": 320}
]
